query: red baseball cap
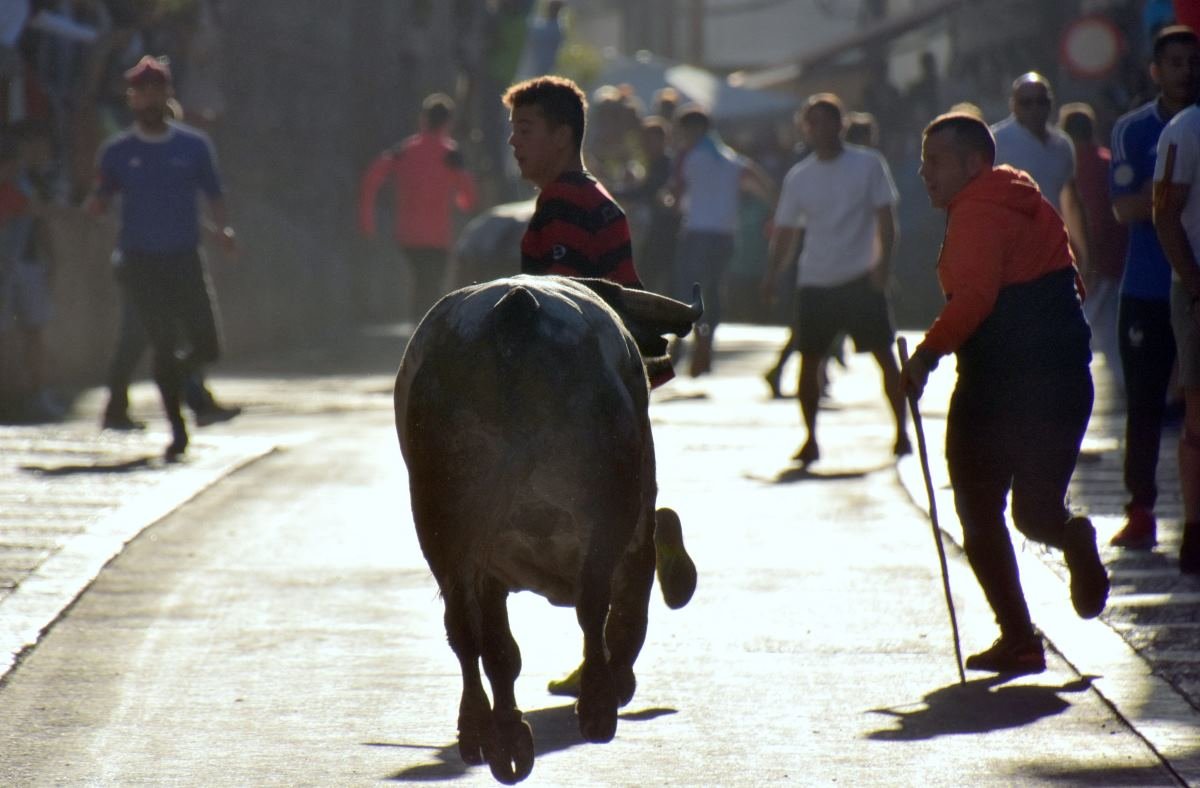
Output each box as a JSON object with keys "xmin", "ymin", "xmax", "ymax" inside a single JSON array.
[{"xmin": 125, "ymin": 55, "xmax": 172, "ymax": 86}]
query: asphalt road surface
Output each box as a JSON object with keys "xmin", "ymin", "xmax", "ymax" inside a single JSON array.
[{"xmin": 0, "ymin": 326, "xmax": 1190, "ymax": 785}]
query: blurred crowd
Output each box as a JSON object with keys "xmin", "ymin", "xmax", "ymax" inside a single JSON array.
[{"xmin": 0, "ymin": 0, "xmax": 223, "ymax": 205}]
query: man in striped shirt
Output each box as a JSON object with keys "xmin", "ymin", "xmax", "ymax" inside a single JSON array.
[
  {"xmin": 503, "ymin": 75, "xmax": 697, "ymax": 698},
  {"xmin": 503, "ymin": 75, "xmax": 642, "ymax": 288}
]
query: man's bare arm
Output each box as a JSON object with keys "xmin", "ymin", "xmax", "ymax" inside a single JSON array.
[
  {"xmin": 1060, "ymin": 178, "xmax": 1091, "ymax": 276},
  {"xmin": 761, "ymin": 225, "xmax": 803, "ymax": 305},
  {"xmin": 1112, "ymin": 179, "xmax": 1152, "ymax": 224}
]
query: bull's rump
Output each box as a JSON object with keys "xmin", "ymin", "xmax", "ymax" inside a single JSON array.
[{"xmin": 396, "ymin": 277, "xmax": 654, "ymax": 605}]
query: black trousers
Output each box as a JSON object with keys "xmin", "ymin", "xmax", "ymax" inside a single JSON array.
[
  {"xmin": 119, "ymin": 250, "xmax": 221, "ymax": 431},
  {"xmin": 946, "ymin": 366, "xmax": 1093, "ymax": 638},
  {"xmin": 1118, "ymin": 295, "xmax": 1176, "ymax": 510},
  {"xmin": 105, "ymin": 287, "xmax": 215, "ymax": 416},
  {"xmin": 404, "ymin": 245, "xmax": 449, "ymax": 322}
]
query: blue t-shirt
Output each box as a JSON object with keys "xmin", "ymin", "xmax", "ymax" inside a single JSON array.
[
  {"xmin": 97, "ymin": 123, "xmax": 222, "ymax": 255},
  {"xmin": 1110, "ymin": 99, "xmax": 1171, "ymax": 300}
]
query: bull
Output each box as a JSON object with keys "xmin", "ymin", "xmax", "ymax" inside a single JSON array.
[{"xmin": 394, "ymin": 274, "xmax": 701, "ymax": 783}]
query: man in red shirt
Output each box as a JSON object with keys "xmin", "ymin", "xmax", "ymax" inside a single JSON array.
[
  {"xmin": 901, "ymin": 113, "xmax": 1109, "ymax": 675},
  {"xmin": 358, "ymin": 93, "xmax": 478, "ymax": 320}
]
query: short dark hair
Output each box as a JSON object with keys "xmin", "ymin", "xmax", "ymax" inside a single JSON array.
[
  {"xmin": 421, "ymin": 93, "xmax": 455, "ymax": 130},
  {"xmin": 844, "ymin": 111, "xmax": 878, "ymax": 147},
  {"xmin": 1058, "ymin": 102, "xmax": 1095, "ymax": 142},
  {"xmin": 676, "ymin": 105, "xmax": 711, "ymax": 133},
  {"xmin": 503, "ymin": 76, "xmax": 588, "ymax": 153},
  {"xmin": 924, "ymin": 112, "xmax": 996, "ymax": 165},
  {"xmin": 1154, "ymin": 24, "xmax": 1199, "ymax": 61}
]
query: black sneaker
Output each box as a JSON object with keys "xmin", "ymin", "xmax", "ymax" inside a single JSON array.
[
  {"xmin": 1063, "ymin": 516, "xmax": 1109, "ymax": 619},
  {"xmin": 654, "ymin": 507, "xmax": 697, "ymax": 610},
  {"xmin": 165, "ymin": 423, "xmax": 189, "ymax": 462},
  {"xmin": 1181, "ymin": 523, "xmax": 1200, "ymax": 575},
  {"xmin": 194, "ymin": 403, "xmax": 241, "ymax": 427},
  {"xmin": 102, "ymin": 412, "xmax": 146, "ymax": 431},
  {"xmin": 965, "ymin": 634, "xmax": 1046, "ymax": 675},
  {"xmin": 792, "ymin": 437, "xmax": 819, "ymax": 466},
  {"xmin": 763, "ymin": 366, "xmax": 784, "ymax": 399}
]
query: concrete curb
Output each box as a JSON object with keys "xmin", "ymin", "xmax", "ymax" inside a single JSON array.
[
  {"xmin": 896, "ymin": 435, "xmax": 1200, "ymax": 786},
  {"xmin": 0, "ymin": 438, "xmax": 277, "ymax": 684}
]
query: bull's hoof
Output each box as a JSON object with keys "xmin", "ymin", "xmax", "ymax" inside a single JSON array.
[
  {"xmin": 457, "ymin": 727, "xmax": 486, "ymax": 766},
  {"xmin": 577, "ymin": 666, "xmax": 619, "ymax": 743},
  {"xmin": 654, "ymin": 507, "xmax": 697, "ymax": 609},
  {"xmin": 546, "ymin": 662, "xmax": 583, "ymax": 698},
  {"xmin": 485, "ymin": 718, "xmax": 534, "ymax": 784},
  {"xmin": 576, "ymin": 695, "xmax": 618, "ymax": 743},
  {"xmin": 457, "ymin": 706, "xmax": 491, "ymax": 766}
]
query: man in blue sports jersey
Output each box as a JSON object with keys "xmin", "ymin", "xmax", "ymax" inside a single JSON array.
[
  {"xmin": 87, "ymin": 55, "xmax": 237, "ymax": 461},
  {"xmin": 1109, "ymin": 25, "xmax": 1200, "ymax": 549}
]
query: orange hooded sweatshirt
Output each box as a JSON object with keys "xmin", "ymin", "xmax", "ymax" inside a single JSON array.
[{"xmin": 918, "ymin": 165, "xmax": 1084, "ymax": 362}]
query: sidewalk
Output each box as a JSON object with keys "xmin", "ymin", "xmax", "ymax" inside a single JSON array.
[
  {"xmin": 886, "ymin": 331, "xmax": 1200, "ymax": 785},
  {"xmin": 0, "ymin": 327, "xmax": 401, "ymax": 682}
]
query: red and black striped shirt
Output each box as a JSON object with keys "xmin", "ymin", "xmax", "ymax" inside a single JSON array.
[{"xmin": 521, "ymin": 170, "xmax": 643, "ymax": 287}]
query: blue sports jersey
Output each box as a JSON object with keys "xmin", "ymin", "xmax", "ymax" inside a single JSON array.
[
  {"xmin": 1110, "ymin": 100, "xmax": 1171, "ymax": 300},
  {"xmin": 97, "ymin": 122, "xmax": 222, "ymax": 255}
]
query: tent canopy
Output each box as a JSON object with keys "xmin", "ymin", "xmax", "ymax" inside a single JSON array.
[{"xmin": 592, "ymin": 49, "xmax": 796, "ymax": 122}]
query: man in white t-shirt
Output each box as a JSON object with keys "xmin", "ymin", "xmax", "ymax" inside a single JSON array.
[
  {"xmin": 991, "ymin": 72, "xmax": 1091, "ymax": 270},
  {"xmin": 761, "ymin": 92, "xmax": 909, "ymax": 466},
  {"xmin": 1152, "ymin": 103, "xmax": 1200, "ymax": 574}
]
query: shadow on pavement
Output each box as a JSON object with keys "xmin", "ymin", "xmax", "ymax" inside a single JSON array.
[
  {"xmin": 21, "ymin": 457, "xmax": 155, "ymax": 476},
  {"xmin": 380, "ymin": 703, "xmax": 675, "ymax": 782},
  {"xmin": 865, "ymin": 674, "xmax": 1095, "ymax": 741},
  {"xmin": 749, "ymin": 460, "xmax": 894, "ymax": 485}
]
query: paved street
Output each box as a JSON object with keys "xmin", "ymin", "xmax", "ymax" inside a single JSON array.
[{"xmin": 0, "ymin": 324, "xmax": 1198, "ymax": 785}]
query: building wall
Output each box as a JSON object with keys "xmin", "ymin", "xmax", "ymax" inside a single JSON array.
[{"xmin": 1, "ymin": 1, "xmax": 471, "ymax": 412}]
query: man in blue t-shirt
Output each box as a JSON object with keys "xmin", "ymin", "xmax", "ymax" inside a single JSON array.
[
  {"xmin": 1108, "ymin": 25, "xmax": 1200, "ymax": 549},
  {"xmin": 87, "ymin": 55, "xmax": 237, "ymax": 461}
]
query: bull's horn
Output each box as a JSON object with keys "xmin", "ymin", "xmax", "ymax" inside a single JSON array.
[{"xmin": 620, "ymin": 283, "xmax": 703, "ymax": 324}]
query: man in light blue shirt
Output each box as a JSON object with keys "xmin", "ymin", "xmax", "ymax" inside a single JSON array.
[
  {"xmin": 991, "ymin": 73, "xmax": 1091, "ymax": 270},
  {"xmin": 671, "ymin": 105, "xmax": 773, "ymax": 375}
]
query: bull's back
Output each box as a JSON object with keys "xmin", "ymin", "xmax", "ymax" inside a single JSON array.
[{"xmin": 396, "ymin": 277, "xmax": 649, "ymax": 602}]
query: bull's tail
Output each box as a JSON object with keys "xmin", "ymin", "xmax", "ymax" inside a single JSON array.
[{"xmin": 493, "ymin": 285, "xmax": 541, "ymax": 360}]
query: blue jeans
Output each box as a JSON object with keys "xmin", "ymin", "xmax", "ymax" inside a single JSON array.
[{"xmin": 673, "ymin": 230, "xmax": 734, "ymax": 333}]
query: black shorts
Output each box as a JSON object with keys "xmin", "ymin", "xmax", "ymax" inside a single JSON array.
[{"xmin": 796, "ymin": 272, "xmax": 894, "ymax": 356}]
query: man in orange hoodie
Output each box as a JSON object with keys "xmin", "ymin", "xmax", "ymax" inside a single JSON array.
[{"xmin": 900, "ymin": 113, "xmax": 1109, "ymax": 675}]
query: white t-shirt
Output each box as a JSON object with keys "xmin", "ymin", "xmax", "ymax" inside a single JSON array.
[
  {"xmin": 1155, "ymin": 103, "xmax": 1200, "ymax": 278},
  {"xmin": 773, "ymin": 144, "xmax": 898, "ymax": 288},
  {"xmin": 991, "ymin": 116, "xmax": 1075, "ymax": 213}
]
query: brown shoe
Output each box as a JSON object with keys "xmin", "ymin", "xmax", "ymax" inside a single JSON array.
[{"xmin": 965, "ymin": 634, "xmax": 1046, "ymax": 675}]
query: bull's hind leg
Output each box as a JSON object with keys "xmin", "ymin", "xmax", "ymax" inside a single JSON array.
[
  {"xmin": 575, "ymin": 554, "xmax": 620, "ymax": 743},
  {"xmin": 605, "ymin": 516, "xmax": 657, "ymax": 706},
  {"xmin": 442, "ymin": 585, "xmax": 491, "ymax": 768},
  {"xmin": 478, "ymin": 578, "xmax": 534, "ymax": 784}
]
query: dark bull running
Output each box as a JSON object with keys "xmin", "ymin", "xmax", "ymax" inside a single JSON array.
[{"xmin": 394, "ymin": 274, "xmax": 702, "ymax": 783}]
